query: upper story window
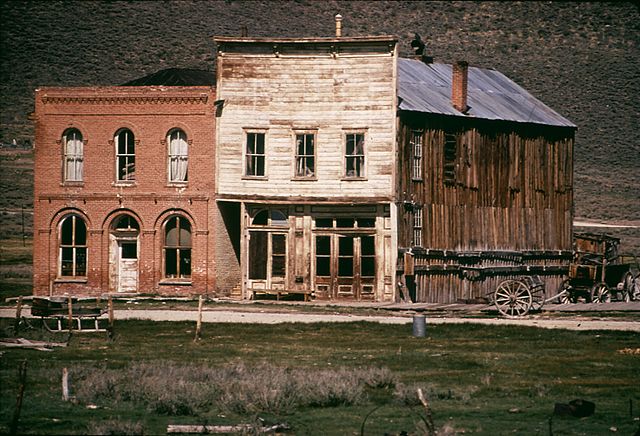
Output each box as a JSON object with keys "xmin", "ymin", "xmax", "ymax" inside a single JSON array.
[
  {"xmin": 344, "ymin": 132, "xmax": 365, "ymax": 178},
  {"xmin": 168, "ymin": 129, "xmax": 188, "ymax": 183},
  {"xmin": 443, "ymin": 132, "xmax": 457, "ymax": 185},
  {"xmin": 411, "ymin": 130, "xmax": 423, "ymax": 181},
  {"xmin": 164, "ymin": 216, "xmax": 192, "ymax": 279},
  {"xmin": 63, "ymin": 128, "xmax": 84, "ymax": 182},
  {"xmin": 115, "ymin": 128, "xmax": 136, "ymax": 181},
  {"xmin": 295, "ymin": 133, "xmax": 315, "ymax": 178},
  {"xmin": 245, "ymin": 131, "xmax": 266, "ymax": 177},
  {"xmin": 59, "ymin": 214, "xmax": 87, "ymax": 277}
]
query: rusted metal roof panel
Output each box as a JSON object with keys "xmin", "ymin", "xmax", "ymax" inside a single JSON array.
[{"xmin": 398, "ymin": 58, "xmax": 576, "ymax": 128}]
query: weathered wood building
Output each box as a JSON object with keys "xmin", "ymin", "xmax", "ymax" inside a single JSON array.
[
  {"xmin": 214, "ymin": 35, "xmax": 399, "ymax": 302},
  {"xmin": 396, "ymin": 59, "xmax": 576, "ymax": 302}
]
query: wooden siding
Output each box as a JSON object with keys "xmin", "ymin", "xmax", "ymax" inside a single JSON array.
[
  {"xmin": 397, "ymin": 114, "xmax": 575, "ymax": 302},
  {"xmin": 216, "ymin": 42, "xmax": 397, "ymax": 200}
]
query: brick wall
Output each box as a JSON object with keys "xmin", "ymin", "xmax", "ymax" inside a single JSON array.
[{"xmin": 33, "ymin": 86, "xmax": 220, "ymax": 296}]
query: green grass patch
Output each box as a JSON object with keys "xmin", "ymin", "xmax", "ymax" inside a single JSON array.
[{"xmin": 1, "ymin": 320, "xmax": 638, "ymax": 434}]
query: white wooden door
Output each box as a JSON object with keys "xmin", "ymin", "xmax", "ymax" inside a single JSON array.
[{"xmin": 117, "ymin": 241, "xmax": 138, "ymax": 293}]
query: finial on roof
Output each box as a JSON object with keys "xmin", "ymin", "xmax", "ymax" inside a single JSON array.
[{"xmin": 335, "ymin": 14, "xmax": 343, "ymax": 38}]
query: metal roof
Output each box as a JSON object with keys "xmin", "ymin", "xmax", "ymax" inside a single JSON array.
[{"xmin": 398, "ymin": 58, "xmax": 576, "ymax": 128}]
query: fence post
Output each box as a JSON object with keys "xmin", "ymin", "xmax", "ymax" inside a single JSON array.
[
  {"xmin": 67, "ymin": 296, "xmax": 73, "ymax": 332},
  {"xmin": 194, "ymin": 295, "xmax": 204, "ymax": 342},
  {"xmin": 9, "ymin": 360, "xmax": 27, "ymax": 436},
  {"xmin": 62, "ymin": 368, "xmax": 70, "ymax": 401},
  {"xmin": 14, "ymin": 296, "xmax": 23, "ymax": 334},
  {"xmin": 107, "ymin": 296, "xmax": 114, "ymax": 341}
]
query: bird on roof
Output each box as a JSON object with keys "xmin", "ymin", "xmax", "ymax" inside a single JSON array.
[{"xmin": 411, "ymin": 33, "xmax": 426, "ymax": 56}]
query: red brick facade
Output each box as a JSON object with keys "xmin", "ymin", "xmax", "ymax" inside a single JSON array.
[{"xmin": 33, "ymin": 86, "xmax": 220, "ymax": 296}]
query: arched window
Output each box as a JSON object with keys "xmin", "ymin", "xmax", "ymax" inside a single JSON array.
[
  {"xmin": 164, "ymin": 216, "xmax": 191, "ymax": 279},
  {"xmin": 112, "ymin": 214, "xmax": 140, "ymax": 232},
  {"xmin": 115, "ymin": 129, "xmax": 135, "ymax": 181},
  {"xmin": 63, "ymin": 129, "xmax": 83, "ymax": 182},
  {"xmin": 59, "ymin": 215, "xmax": 87, "ymax": 277},
  {"xmin": 168, "ymin": 129, "xmax": 188, "ymax": 182},
  {"xmin": 250, "ymin": 209, "xmax": 288, "ymax": 227}
]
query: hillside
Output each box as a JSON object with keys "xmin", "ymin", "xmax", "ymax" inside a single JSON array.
[{"xmin": 0, "ymin": 0, "xmax": 638, "ymax": 249}]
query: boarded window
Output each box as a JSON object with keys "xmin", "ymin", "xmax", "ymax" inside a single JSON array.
[
  {"xmin": 59, "ymin": 215, "xmax": 87, "ymax": 277},
  {"xmin": 116, "ymin": 129, "xmax": 135, "ymax": 181},
  {"xmin": 345, "ymin": 133, "xmax": 365, "ymax": 178},
  {"xmin": 168, "ymin": 129, "xmax": 188, "ymax": 182},
  {"xmin": 246, "ymin": 132, "xmax": 265, "ymax": 177},
  {"xmin": 164, "ymin": 216, "xmax": 191, "ymax": 279},
  {"xmin": 63, "ymin": 129, "xmax": 83, "ymax": 182},
  {"xmin": 295, "ymin": 133, "xmax": 315, "ymax": 177},
  {"xmin": 443, "ymin": 132, "xmax": 457, "ymax": 185}
]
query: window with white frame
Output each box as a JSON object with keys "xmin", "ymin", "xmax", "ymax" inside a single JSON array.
[
  {"xmin": 164, "ymin": 216, "xmax": 192, "ymax": 279},
  {"xmin": 411, "ymin": 130, "xmax": 423, "ymax": 181},
  {"xmin": 295, "ymin": 133, "xmax": 315, "ymax": 178},
  {"xmin": 63, "ymin": 128, "xmax": 84, "ymax": 182},
  {"xmin": 245, "ymin": 132, "xmax": 265, "ymax": 177},
  {"xmin": 413, "ymin": 207, "xmax": 423, "ymax": 247},
  {"xmin": 115, "ymin": 128, "xmax": 136, "ymax": 181},
  {"xmin": 345, "ymin": 132, "xmax": 365, "ymax": 178},
  {"xmin": 59, "ymin": 214, "xmax": 87, "ymax": 277},
  {"xmin": 168, "ymin": 129, "xmax": 188, "ymax": 182}
]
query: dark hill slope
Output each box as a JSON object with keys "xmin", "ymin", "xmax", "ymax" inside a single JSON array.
[{"xmin": 0, "ymin": 1, "xmax": 638, "ymax": 228}]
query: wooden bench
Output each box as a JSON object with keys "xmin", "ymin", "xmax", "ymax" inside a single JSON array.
[{"xmin": 251, "ymin": 289, "xmax": 313, "ymax": 302}]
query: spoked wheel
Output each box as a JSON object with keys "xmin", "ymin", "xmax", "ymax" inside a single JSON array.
[
  {"xmin": 620, "ymin": 272, "xmax": 634, "ymax": 302},
  {"xmin": 590, "ymin": 282, "xmax": 611, "ymax": 303},
  {"xmin": 558, "ymin": 279, "xmax": 574, "ymax": 304},
  {"xmin": 494, "ymin": 279, "xmax": 533, "ymax": 317}
]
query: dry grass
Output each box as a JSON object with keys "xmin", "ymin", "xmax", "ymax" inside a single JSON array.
[{"xmin": 73, "ymin": 362, "xmax": 397, "ymax": 416}]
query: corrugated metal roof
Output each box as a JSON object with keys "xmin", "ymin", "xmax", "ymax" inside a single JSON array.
[{"xmin": 398, "ymin": 58, "xmax": 576, "ymax": 128}]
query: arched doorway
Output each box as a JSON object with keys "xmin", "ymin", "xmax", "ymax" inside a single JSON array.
[{"xmin": 109, "ymin": 214, "xmax": 140, "ymax": 293}]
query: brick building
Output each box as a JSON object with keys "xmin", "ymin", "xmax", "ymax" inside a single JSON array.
[{"xmin": 32, "ymin": 83, "xmax": 219, "ymax": 296}]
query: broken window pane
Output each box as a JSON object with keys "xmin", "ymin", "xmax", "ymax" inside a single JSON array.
[{"xmin": 116, "ymin": 129, "xmax": 136, "ymax": 181}]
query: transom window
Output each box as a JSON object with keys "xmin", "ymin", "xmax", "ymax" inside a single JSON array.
[
  {"xmin": 164, "ymin": 216, "xmax": 192, "ymax": 279},
  {"xmin": 251, "ymin": 208, "xmax": 288, "ymax": 227},
  {"xmin": 245, "ymin": 132, "xmax": 266, "ymax": 177},
  {"xmin": 295, "ymin": 133, "xmax": 315, "ymax": 178},
  {"xmin": 411, "ymin": 130, "xmax": 423, "ymax": 181},
  {"xmin": 59, "ymin": 215, "xmax": 87, "ymax": 277},
  {"xmin": 168, "ymin": 129, "xmax": 188, "ymax": 182},
  {"xmin": 115, "ymin": 129, "xmax": 136, "ymax": 181},
  {"xmin": 345, "ymin": 133, "xmax": 365, "ymax": 178},
  {"xmin": 62, "ymin": 128, "xmax": 84, "ymax": 182},
  {"xmin": 314, "ymin": 217, "xmax": 375, "ymax": 229}
]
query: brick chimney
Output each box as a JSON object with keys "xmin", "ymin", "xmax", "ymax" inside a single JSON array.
[{"xmin": 452, "ymin": 61, "xmax": 469, "ymax": 113}]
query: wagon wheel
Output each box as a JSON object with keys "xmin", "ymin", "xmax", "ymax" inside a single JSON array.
[
  {"xmin": 620, "ymin": 272, "xmax": 634, "ymax": 302},
  {"xmin": 590, "ymin": 282, "xmax": 611, "ymax": 303},
  {"xmin": 557, "ymin": 279, "xmax": 573, "ymax": 304},
  {"xmin": 494, "ymin": 279, "xmax": 533, "ymax": 317}
]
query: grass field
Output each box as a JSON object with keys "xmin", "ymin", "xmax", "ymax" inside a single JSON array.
[{"xmin": 1, "ymin": 319, "xmax": 638, "ymax": 435}]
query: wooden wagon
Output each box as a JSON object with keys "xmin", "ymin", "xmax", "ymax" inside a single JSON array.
[{"xmin": 490, "ymin": 233, "xmax": 640, "ymax": 317}]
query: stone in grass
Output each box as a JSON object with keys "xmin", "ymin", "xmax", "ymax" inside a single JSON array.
[{"xmin": 553, "ymin": 399, "xmax": 595, "ymax": 418}]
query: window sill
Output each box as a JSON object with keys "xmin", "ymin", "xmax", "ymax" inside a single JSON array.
[
  {"xmin": 167, "ymin": 182, "xmax": 188, "ymax": 187},
  {"xmin": 341, "ymin": 177, "xmax": 368, "ymax": 181},
  {"xmin": 113, "ymin": 181, "xmax": 137, "ymax": 187},
  {"xmin": 54, "ymin": 278, "xmax": 88, "ymax": 284},
  {"xmin": 291, "ymin": 176, "xmax": 317, "ymax": 181},
  {"xmin": 242, "ymin": 176, "xmax": 268, "ymax": 181},
  {"xmin": 159, "ymin": 280, "xmax": 192, "ymax": 286},
  {"xmin": 61, "ymin": 181, "xmax": 84, "ymax": 187}
]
